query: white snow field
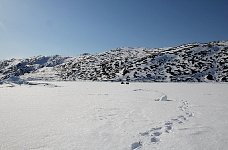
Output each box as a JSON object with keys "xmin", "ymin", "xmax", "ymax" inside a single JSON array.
[{"xmin": 0, "ymin": 82, "xmax": 228, "ymax": 150}]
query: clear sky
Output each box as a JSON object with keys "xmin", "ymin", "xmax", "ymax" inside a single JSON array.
[{"xmin": 0, "ymin": 0, "xmax": 228, "ymax": 59}]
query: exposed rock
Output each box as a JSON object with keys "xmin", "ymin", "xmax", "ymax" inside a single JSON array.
[{"xmin": 0, "ymin": 41, "xmax": 228, "ymax": 82}]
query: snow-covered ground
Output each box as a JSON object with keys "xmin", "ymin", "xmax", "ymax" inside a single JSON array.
[{"xmin": 0, "ymin": 82, "xmax": 228, "ymax": 150}]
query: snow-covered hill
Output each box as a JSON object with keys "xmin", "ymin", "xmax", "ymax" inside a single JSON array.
[
  {"xmin": 1, "ymin": 40, "xmax": 228, "ymax": 83},
  {"xmin": 0, "ymin": 55, "xmax": 71, "ymax": 82}
]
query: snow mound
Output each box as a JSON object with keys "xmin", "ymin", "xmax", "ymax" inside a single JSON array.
[{"xmin": 155, "ymin": 94, "xmax": 168, "ymax": 101}]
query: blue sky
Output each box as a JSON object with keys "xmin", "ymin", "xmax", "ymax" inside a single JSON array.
[{"xmin": 0, "ymin": 0, "xmax": 228, "ymax": 59}]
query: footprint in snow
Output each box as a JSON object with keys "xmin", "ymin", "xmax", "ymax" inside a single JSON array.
[
  {"xmin": 151, "ymin": 137, "xmax": 160, "ymax": 143},
  {"xmin": 150, "ymin": 127, "xmax": 162, "ymax": 131},
  {"xmin": 152, "ymin": 131, "xmax": 162, "ymax": 136},
  {"xmin": 131, "ymin": 141, "xmax": 142, "ymax": 150},
  {"xmin": 139, "ymin": 131, "xmax": 149, "ymax": 136},
  {"xmin": 171, "ymin": 118, "xmax": 183, "ymax": 124},
  {"xmin": 178, "ymin": 115, "xmax": 188, "ymax": 121},
  {"xmin": 135, "ymin": 126, "xmax": 163, "ymax": 149},
  {"xmin": 150, "ymin": 127, "xmax": 162, "ymax": 144},
  {"xmin": 186, "ymin": 112, "xmax": 194, "ymax": 117},
  {"xmin": 164, "ymin": 122, "xmax": 173, "ymax": 133}
]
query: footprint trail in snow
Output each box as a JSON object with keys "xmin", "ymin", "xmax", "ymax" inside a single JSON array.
[{"xmin": 130, "ymin": 95, "xmax": 194, "ymax": 150}]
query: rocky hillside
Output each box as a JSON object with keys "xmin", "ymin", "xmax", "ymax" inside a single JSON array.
[
  {"xmin": 1, "ymin": 41, "xmax": 228, "ymax": 83},
  {"xmin": 0, "ymin": 55, "xmax": 70, "ymax": 81}
]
